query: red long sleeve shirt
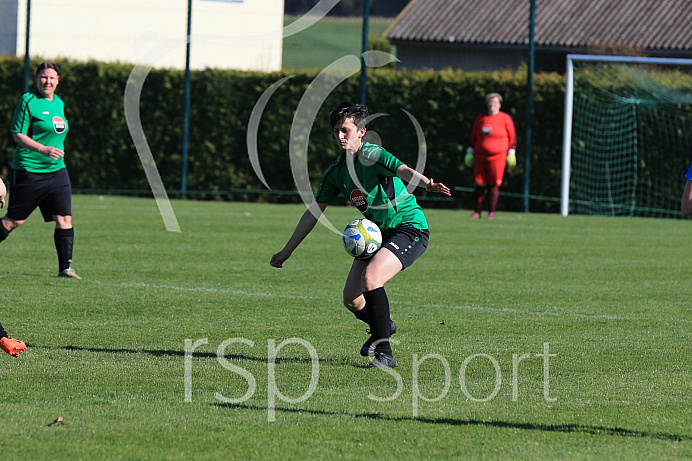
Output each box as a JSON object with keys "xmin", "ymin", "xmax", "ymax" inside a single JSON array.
[{"xmin": 470, "ymin": 112, "xmax": 516, "ymax": 158}]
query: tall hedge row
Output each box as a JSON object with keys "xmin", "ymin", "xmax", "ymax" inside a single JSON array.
[{"xmin": 0, "ymin": 57, "xmax": 566, "ymax": 212}]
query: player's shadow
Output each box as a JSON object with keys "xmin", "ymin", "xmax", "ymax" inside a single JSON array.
[
  {"xmin": 213, "ymin": 402, "xmax": 691, "ymax": 442},
  {"xmin": 50, "ymin": 345, "xmax": 691, "ymax": 443},
  {"xmin": 59, "ymin": 344, "xmax": 331, "ymax": 364}
]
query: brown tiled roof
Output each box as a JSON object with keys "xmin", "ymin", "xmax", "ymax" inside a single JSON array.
[{"xmin": 386, "ymin": 0, "xmax": 692, "ymax": 51}]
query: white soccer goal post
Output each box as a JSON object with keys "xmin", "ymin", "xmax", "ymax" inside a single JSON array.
[{"xmin": 561, "ymin": 54, "xmax": 692, "ymax": 217}]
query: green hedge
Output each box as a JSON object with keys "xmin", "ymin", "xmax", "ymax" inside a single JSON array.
[{"xmin": 0, "ymin": 57, "xmax": 566, "ymax": 212}]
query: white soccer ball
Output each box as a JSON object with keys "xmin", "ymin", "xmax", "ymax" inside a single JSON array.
[{"xmin": 342, "ymin": 219, "xmax": 382, "ymax": 260}]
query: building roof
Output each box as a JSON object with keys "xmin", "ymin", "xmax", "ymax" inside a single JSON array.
[{"xmin": 386, "ymin": 0, "xmax": 692, "ymax": 52}]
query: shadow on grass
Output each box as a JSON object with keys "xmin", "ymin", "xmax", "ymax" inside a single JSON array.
[
  {"xmin": 213, "ymin": 402, "xmax": 691, "ymax": 442},
  {"xmin": 59, "ymin": 345, "xmax": 329, "ymax": 364}
]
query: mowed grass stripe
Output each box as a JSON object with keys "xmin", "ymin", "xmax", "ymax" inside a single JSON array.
[{"xmin": 73, "ymin": 278, "xmax": 692, "ymax": 324}]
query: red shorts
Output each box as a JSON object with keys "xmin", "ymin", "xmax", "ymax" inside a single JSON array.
[{"xmin": 474, "ymin": 154, "xmax": 506, "ymax": 187}]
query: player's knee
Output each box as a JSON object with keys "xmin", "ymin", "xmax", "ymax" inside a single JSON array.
[
  {"xmin": 2, "ymin": 218, "xmax": 23, "ymax": 231},
  {"xmin": 361, "ymin": 270, "xmax": 383, "ymax": 292},
  {"xmin": 342, "ymin": 285, "xmax": 366, "ymax": 310},
  {"xmin": 55, "ymin": 215, "xmax": 72, "ymax": 228},
  {"xmin": 342, "ymin": 295, "xmax": 362, "ymax": 312},
  {"xmin": 343, "ymin": 300, "xmax": 357, "ymax": 311},
  {"xmin": 342, "ymin": 294, "xmax": 353, "ymax": 309}
]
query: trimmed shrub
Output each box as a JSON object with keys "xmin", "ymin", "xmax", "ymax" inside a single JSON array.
[{"xmin": 0, "ymin": 57, "xmax": 565, "ymax": 211}]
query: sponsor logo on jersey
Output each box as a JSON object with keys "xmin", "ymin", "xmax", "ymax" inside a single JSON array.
[
  {"xmin": 482, "ymin": 125, "xmax": 492, "ymax": 135},
  {"xmin": 350, "ymin": 189, "xmax": 368, "ymax": 212},
  {"xmin": 53, "ymin": 116, "xmax": 66, "ymax": 134}
]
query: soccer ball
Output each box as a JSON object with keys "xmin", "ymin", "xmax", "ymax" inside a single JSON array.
[{"xmin": 342, "ymin": 219, "xmax": 382, "ymax": 260}]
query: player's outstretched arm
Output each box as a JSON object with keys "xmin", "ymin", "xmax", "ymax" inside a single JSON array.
[
  {"xmin": 396, "ymin": 165, "xmax": 451, "ymax": 196},
  {"xmin": 682, "ymin": 179, "xmax": 692, "ymax": 216},
  {"xmin": 270, "ymin": 201, "xmax": 328, "ymax": 268}
]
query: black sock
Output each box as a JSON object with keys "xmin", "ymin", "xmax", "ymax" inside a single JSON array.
[
  {"xmin": 0, "ymin": 321, "xmax": 8, "ymax": 339},
  {"xmin": 54, "ymin": 228, "xmax": 74, "ymax": 272},
  {"xmin": 353, "ymin": 305, "xmax": 370, "ymax": 325},
  {"xmin": 474, "ymin": 186, "xmax": 486, "ymax": 214},
  {"xmin": 363, "ymin": 287, "xmax": 392, "ymax": 355},
  {"xmin": 0, "ymin": 221, "xmax": 10, "ymax": 243}
]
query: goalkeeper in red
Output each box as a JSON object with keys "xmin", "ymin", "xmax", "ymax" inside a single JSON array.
[
  {"xmin": 465, "ymin": 92, "xmax": 517, "ymax": 220},
  {"xmin": 270, "ymin": 102, "xmax": 450, "ymax": 368}
]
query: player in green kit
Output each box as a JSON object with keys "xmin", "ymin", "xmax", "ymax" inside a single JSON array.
[
  {"xmin": 271, "ymin": 102, "xmax": 451, "ymax": 368},
  {"xmin": 1, "ymin": 61, "xmax": 80, "ymax": 279}
]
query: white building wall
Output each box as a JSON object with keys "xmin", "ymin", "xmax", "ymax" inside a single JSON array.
[
  {"xmin": 0, "ymin": 0, "xmax": 19, "ymax": 55},
  {"xmin": 11, "ymin": 0, "xmax": 283, "ymax": 71}
]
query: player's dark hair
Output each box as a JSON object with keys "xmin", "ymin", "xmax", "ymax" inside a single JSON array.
[
  {"xmin": 329, "ymin": 102, "xmax": 370, "ymax": 129},
  {"xmin": 36, "ymin": 61, "xmax": 60, "ymax": 77}
]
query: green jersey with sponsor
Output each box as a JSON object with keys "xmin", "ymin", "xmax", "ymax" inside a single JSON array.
[
  {"xmin": 11, "ymin": 90, "xmax": 69, "ymax": 173},
  {"xmin": 316, "ymin": 142, "xmax": 428, "ymax": 230}
]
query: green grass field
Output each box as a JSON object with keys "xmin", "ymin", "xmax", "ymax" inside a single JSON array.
[
  {"xmin": 2, "ymin": 195, "xmax": 690, "ymax": 459},
  {"xmin": 283, "ymin": 16, "xmax": 393, "ymax": 70}
]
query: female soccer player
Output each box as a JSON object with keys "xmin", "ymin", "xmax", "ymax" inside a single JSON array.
[
  {"xmin": 270, "ymin": 102, "xmax": 450, "ymax": 368},
  {"xmin": 1, "ymin": 61, "xmax": 80, "ymax": 279}
]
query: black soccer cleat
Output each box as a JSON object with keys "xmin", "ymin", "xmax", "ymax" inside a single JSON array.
[
  {"xmin": 366, "ymin": 351, "xmax": 396, "ymax": 368},
  {"xmin": 360, "ymin": 320, "xmax": 397, "ymax": 357}
]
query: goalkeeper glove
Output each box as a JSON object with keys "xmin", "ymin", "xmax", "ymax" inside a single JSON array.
[
  {"xmin": 464, "ymin": 147, "xmax": 474, "ymax": 167},
  {"xmin": 507, "ymin": 149, "xmax": 517, "ymax": 167}
]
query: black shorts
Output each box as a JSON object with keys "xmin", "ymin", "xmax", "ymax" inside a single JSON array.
[
  {"xmin": 380, "ymin": 226, "xmax": 430, "ymax": 270},
  {"xmin": 6, "ymin": 168, "xmax": 72, "ymax": 222}
]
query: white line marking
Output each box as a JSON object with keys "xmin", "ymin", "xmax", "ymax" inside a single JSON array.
[{"xmin": 87, "ymin": 280, "xmax": 691, "ymax": 324}]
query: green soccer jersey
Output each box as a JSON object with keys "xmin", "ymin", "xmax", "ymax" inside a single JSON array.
[
  {"xmin": 316, "ymin": 142, "xmax": 428, "ymax": 230},
  {"xmin": 11, "ymin": 90, "xmax": 69, "ymax": 173}
]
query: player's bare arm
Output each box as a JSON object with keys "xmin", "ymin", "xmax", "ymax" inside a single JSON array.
[
  {"xmin": 12, "ymin": 132, "xmax": 64, "ymax": 160},
  {"xmin": 682, "ymin": 179, "xmax": 692, "ymax": 216},
  {"xmin": 270, "ymin": 201, "xmax": 328, "ymax": 268},
  {"xmin": 396, "ymin": 165, "xmax": 451, "ymax": 196}
]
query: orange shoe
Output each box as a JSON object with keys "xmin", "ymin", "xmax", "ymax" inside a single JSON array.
[
  {"xmin": 470, "ymin": 212, "xmax": 481, "ymax": 219},
  {"xmin": 1, "ymin": 337, "xmax": 27, "ymax": 357},
  {"xmin": 487, "ymin": 212, "xmax": 496, "ymax": 220}
]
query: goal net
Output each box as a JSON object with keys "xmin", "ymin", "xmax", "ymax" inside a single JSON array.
[{"xmin": 561, "ymin": 55, "xmax": 692, "ymax": 217}]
